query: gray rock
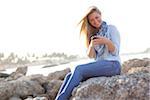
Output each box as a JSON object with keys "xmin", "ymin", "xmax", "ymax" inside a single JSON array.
[
  {"xmin": 11, "ymin": 66, "xmax": 28, "ymax": 76},
  {"xmin": 122, "ymin": 58, "xmax": 150, "ymax": 74},
  {"xmin": 0, "ymin": 78, "xmax": 5, "ymax": 82},
  {"xmin": 0, "ymin": 76, "xmax": 45, "ymax": 100},
  {"xmin": 70, "ymin": 72, "xmax": 150, "ymax": 100},
  {"xmin": 28, "ymin": 74, "xmax": 47, "ymax": 85},
  {"xmin": 9, "ymin": 96, "xmax": 22, "ymax": 100},
  {"xmin": 24, "ymin": 96, "xmax": 33, "ymax": 100},
  {"xmin": 1, "ymin": 58, "xmax": 149, "ymax": 100},
  {"xmin": 0, "ymin": 73, "xmax": 10, "ymax": 78},
  {"xmin": 127, "ymin": 66, "xmax": 150, "ymax": 74},
  {"xmin": 6, "ymin": 66, "xmax": 28, "ymax": 81},
  {"xmin": 70, "ymin": 58, "xmax": 150, "ymax": 100},
  {"xmin": 47, "ymin": 68, "xmax": 70, "ymax": 80},
  {"xmin": 45, "ymin": 80, "xmax": 63, "ymax": 100},
  {"xmin": 33, "ymin": 97, "xmax": 48, "ymax": 100}
]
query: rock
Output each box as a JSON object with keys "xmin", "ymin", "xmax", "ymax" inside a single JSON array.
[
  {"xmin": 24, "ymin": 96, "xmax": 33, "ymax": 100},
  {"xmin": 28, "ymin": 74, "xmax": 47, "ymax": 85},
  {"xmin": 6, "ymin": 73, "xmax": 24, "ymax": 81},
  {"xmin": 9, "ymin": 96, "xmax": 22, "ymax": 100},
  {"xmin": 15, "ymin": 66, "xmax": 28, "ymax": 75},
  {"xmin": 47, "ymin": 68, "xmax": 71, "ymax": 80},
  {"xmin": 0, "ymin": 78, "xmax": 5, "ymax": 82},
  {"xmin": 70, "ymin": 58, "xmax": 150, "ymax": 100},
  {"xmin": 121, "ymin": 58, "xmax": 150, "ymax": 74},
  {"xmin": 45, "ymin": 80, "xmax": 63, "ymax": 100},
  {"xmin": 33, "ymin": 97, "xmax": 48, "ymax": 100},
  {"xmin": 0, "ymin": 73, "xmax": 10, "ymax": 78},
  {"xmin": 70, "ymin": 72, "xmax": 150, "ymax": 100},
  {"xmin": 0, "ymin": 76, "xmax": 45, "ymax": 100},
  {"xmin": 0, "ymin": 58, "xmax": 149, "ymax": 100},
  {"xmin": 34, "ymin": 94, "xmax": 49, "ymax": 100},
  {"xmin": 11, "ymin": 66, "xmax": 28, "ymax": 76},
  {"xmin": 127, "ymin": 66, "xmax": 150, "ymax": 74},
  {"xmin": 6, "ymin": 66, "xmax": 28, "ymax": 81}
]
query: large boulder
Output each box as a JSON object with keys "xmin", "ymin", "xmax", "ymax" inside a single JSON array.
[
  {"xmin": 70, "ymin": 72, "xmax": 149, "ymax": 100},
  {"xmin": 0, "ymin": 67, "xmax": 70, "ymax": 100}
]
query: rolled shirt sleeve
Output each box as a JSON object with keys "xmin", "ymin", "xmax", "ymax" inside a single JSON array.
[{"xmin": 109, "ymin": 25, "xmax": 120, "ymax": 56}]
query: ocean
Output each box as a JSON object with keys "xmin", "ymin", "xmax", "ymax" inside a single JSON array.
[{"xmin": 1, "ymin": 53, "xmax": 150, "ymax": 76}]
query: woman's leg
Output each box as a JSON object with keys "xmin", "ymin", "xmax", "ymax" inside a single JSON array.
[
  {"xmin": 56, "ymin": 72, "xmax": 72, "ymax": 95},
  {"xmin": 76, "ymin": 60, "xmax": 121, "ymax": 79},
  {"xmin": 55, "ymin": 66, "xmax": 84, "ymax": 100},
  {"xmin": 55, "ymin": 60, "xmax": 121, "ymax": 100}
]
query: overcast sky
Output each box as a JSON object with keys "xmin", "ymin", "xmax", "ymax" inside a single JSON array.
[{"xmin": 0, "ymin": 0, "xmax": 149, "ymax": 56}]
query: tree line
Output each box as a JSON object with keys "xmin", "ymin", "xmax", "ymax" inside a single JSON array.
[{"xmin": 0, "ymin": 52, "xmax": 79, "ymax": 65}]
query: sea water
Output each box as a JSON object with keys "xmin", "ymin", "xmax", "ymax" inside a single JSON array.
[{"xmin": 1, "ymin": 53, "xmax": 150, "ymax": 76}]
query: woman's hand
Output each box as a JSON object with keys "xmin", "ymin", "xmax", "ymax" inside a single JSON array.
[
  {"xmin": 90, "ymin": 36, "xmax": 109, "ymax": 47},
  {"xmin": 87, "ymin": 36, "xmax": 107, "ymax": 58},
  {"xmin": 90, "ymin": 36, "xmax": 116, "ymax": 53}
]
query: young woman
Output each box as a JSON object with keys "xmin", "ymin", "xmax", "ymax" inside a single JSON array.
[{"xmin": 55, "ymin": 6, "xmax": 121, "ymax": 100}]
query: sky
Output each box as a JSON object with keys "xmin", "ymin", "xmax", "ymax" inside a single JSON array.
[{"xmin": 0, "ymin": 0, "xmax": 150, "ymax": 56}]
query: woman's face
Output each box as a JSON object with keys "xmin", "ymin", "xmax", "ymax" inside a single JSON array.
[{"xmin": 88, "ymin": 11, "xmax": 102, "ymax": 29}]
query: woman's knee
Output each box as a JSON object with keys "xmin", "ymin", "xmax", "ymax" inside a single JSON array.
[
  {"xmin": 113, "ymin": 61, "xmax": 121, "ymax": 75},
  {"xmin": 74, "ymin": 65, "xmax": 84, "ymax": 74},
  {"xmin": 72, "ymin": 65, "xmax": 85, "ymax": 80}
]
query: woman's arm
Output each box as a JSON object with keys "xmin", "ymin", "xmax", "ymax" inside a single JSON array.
[
  {"xmin": 105, "ymin": 39, "xmax": 116, "ymax": 53},
  {"xmin": 108, "ymin": 25, "xmax": 120, "ymax": 55},
  {"xmin": 87, "ymin": 40, "xmax": 96, "ymax": 58},
  {"xmin": 91, "ymin": 25, "xmax": 120, "ymax": 55}
]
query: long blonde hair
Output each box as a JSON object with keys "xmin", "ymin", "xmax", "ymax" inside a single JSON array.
[{"xmin": 78, "ymin": 6, "xmax": 101, "ymax": 48}]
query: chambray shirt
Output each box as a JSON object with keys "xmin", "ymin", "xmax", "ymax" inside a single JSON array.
[{"xmin": 94, "ymin": 25, "xmax": 121, "ymax": 63}]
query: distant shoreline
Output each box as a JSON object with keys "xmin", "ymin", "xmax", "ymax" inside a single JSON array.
[
  {"xmin": 0, "ymin": 52, "xmax": 149, "ymax": 72},
  {"xmin": 120, "ymin": 48, "xmax": 150, "ymax": 55}
]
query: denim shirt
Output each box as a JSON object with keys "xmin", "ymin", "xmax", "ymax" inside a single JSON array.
[{"xmin": 95, "ymin": 25, "xmax": 121, "ymax": 63}]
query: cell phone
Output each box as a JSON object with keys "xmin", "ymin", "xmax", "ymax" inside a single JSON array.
[{"xmin": 91, "ymin": 36, "xmax": 98, "ymax": 40}]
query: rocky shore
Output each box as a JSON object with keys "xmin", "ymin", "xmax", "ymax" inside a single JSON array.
[{"xmin": 0, "ymin": 58, "xmax": 150, "ymax": 100}]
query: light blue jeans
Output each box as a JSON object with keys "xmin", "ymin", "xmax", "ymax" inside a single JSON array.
[{"xmin": 55, "ymin": 60, "xmax": 121, "ymax": 100}]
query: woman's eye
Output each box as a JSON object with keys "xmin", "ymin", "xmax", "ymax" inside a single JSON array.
[{"xmin": 95, "ymin": 16, "xmax": 99, "ymax": 19}]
